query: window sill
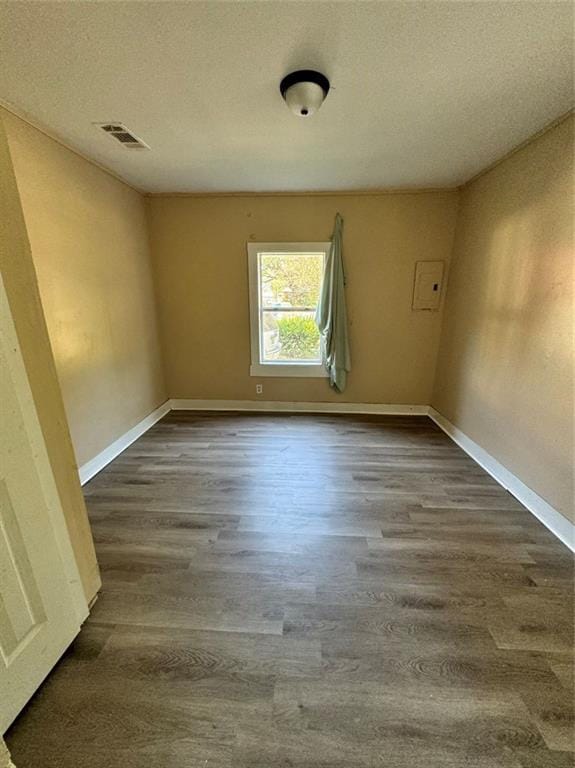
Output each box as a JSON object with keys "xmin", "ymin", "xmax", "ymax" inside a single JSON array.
[{"xmin": 250, "ymin": 363, "xmax": 328, "ymax": 378}]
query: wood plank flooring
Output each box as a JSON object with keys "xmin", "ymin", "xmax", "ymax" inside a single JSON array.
[{"xmin": 6, "ymin": 412, "xmax": 574, "ymax": 767}]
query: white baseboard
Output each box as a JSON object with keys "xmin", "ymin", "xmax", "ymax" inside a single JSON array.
[
  {"xmin": 78, "ymin": 400, "xmax": 171, "ymax": 485},
  {"xmin": 168, "ymin": 399, "xmax": 429, "ymax": 415},
  {"xmin": 428, "ymin": 407, "xmax": 574, "ymax": 552}
]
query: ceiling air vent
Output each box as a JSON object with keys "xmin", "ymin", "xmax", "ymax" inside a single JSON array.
[{"xmin": 94, "ymin": 122, "xmax": 150, "ymax": 150}]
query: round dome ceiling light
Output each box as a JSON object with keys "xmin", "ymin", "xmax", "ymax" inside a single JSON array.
[{"xmin": 280, "ymin": 70, "xmax": 330, "ymax": 117}]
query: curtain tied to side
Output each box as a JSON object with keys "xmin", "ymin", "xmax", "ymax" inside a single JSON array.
[{"xmin": 315, "ymin": 213, "xmax": 351, "ymax": 392}]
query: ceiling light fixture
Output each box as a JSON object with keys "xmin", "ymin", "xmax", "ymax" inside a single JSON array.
[{"xmin": 280, "ymin": 70, "xmax": 330, "ymax": 117}]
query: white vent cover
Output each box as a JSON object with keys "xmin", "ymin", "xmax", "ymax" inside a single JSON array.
[{"xmin": 93, "ymin": 122, "xmax": 150, "ymax": 150}]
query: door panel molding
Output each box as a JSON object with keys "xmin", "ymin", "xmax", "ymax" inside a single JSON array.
[{"xmin": 1, "ymin": 274, "xmax": 88, "ymax": 731}]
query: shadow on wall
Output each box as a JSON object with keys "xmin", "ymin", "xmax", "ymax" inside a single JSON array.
[
  {"xmin": 437, "ymin": 118, "xmax": 574, "ymax": 515},
  {"xmin": 481, "ymin": 200, "xmax": 571, "ymax": 363}
]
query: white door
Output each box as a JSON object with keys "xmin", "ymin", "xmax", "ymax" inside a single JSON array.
[{"xmin": 0, "ymin": 274, "xmax": 88, "ymax": 733}]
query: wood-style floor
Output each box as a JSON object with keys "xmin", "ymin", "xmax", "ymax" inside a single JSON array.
[{"xmin": 7, "ymin": 412, "xmax": 574, "ymax": 767}]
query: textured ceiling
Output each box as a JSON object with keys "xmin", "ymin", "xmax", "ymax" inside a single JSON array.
[{"xmin": 0, "ymin": 1, "xmax": 572, "ymax": 193}]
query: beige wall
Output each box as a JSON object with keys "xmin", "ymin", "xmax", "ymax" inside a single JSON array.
[
  {"xmin": 3, "ymin": 98, "xmax": 571, "ymax": 556},
  {"xmin": 433, "ymin": 114, "xmax": 574, "ymax": 522},
  {"xmin": 2, "ymin": 109, "xmax": 166, "ymax": 468},
  {"xmin": 147, "ymin": 192, "xmax": 458, "ymax": 404},
  {"xmin": 0, "ymin": 117, "xmax": 100, "ymax": 601}
]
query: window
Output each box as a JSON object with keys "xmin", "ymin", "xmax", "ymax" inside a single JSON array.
[{"xmin": 248, "ymin": 242, "xmax": 330, "ymax": 377}]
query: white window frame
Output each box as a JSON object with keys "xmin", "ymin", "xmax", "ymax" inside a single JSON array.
[{"xmin": 248, "ymin": 242, "xmax": 330, "ymax": 378}]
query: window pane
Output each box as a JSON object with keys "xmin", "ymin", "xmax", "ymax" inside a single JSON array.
[
  {"xmin": 261, "ymin": 310, "xmax": 321, "ymax": 363},
  {"xmin": 259, "ymin": 252, "xmax": 323, "ymax": 309}
]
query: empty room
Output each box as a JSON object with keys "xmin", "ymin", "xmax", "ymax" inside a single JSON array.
[{"xmin": 0, "ymin": 1, "xmax": 573, "ymax": 766}]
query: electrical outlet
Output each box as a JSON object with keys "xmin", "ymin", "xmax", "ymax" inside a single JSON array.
[{"xmin": 256, "ymin": 384, "xmax": 263, "ymax": 395}]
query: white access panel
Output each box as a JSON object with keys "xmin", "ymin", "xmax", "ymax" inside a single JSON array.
[{"xmin": 412, "ymin": 260, "xmax": 445, "ymax": 311}]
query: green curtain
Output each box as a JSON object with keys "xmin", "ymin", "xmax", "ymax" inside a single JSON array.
[{"xmin": 316, "ymin": 213, "xmax": 351, "ymax": 392}]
